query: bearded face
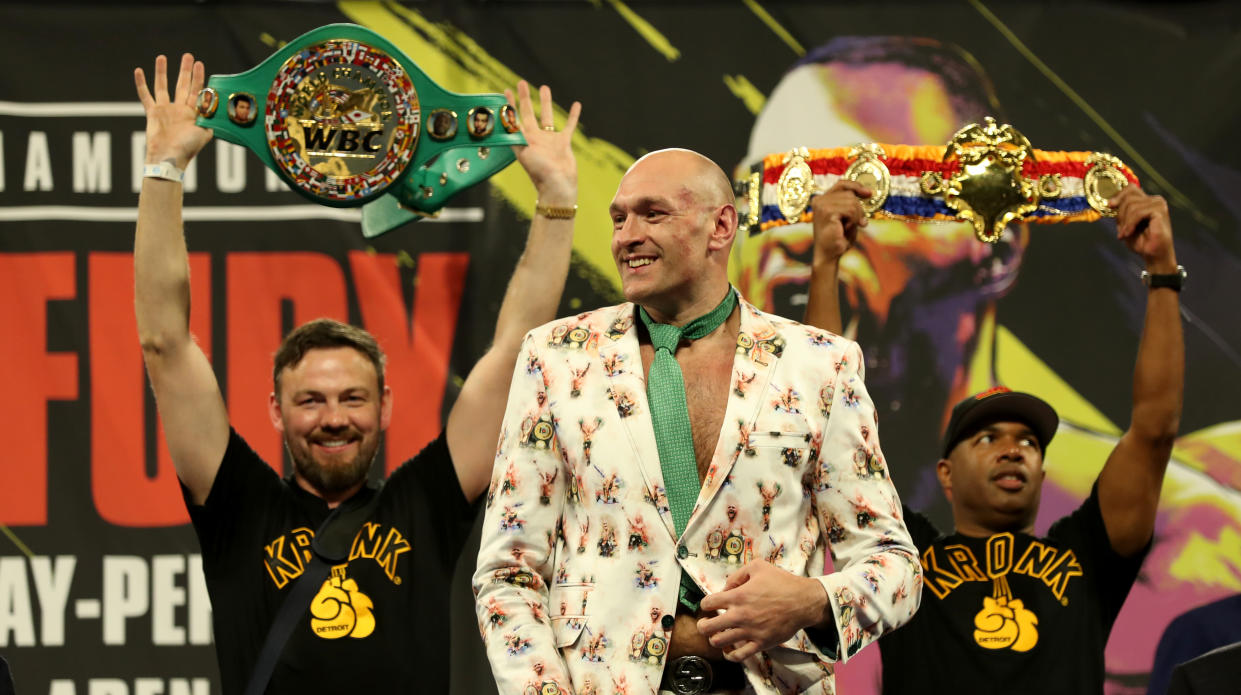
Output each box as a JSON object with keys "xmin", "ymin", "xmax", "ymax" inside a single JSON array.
[
  {"xmin": 285, "ymin": 424, "xmax": 382, "ymax": 494},
  {"xmin": 269, "ymin": 346, "xmax": 391, "ymax": 499}
]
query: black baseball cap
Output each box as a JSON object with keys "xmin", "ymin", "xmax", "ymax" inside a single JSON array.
[{"xmin": 940, "ymin": 387, "xmax": 1059, "ymax": 458}]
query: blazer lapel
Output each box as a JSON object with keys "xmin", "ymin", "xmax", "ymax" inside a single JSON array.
[
  {"xmin": 595, "ymin": 304, "xmax": 679, "ymax": 542},
  {"xmin": 688, "ymin": 299, "xmax": 783, "ymax": 525}
]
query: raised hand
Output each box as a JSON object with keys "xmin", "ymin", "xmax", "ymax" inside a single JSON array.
[
  {"xmin": 134, "ymin": 53, "xmax": 213, "ymax": 170},
  {"xmin": 506, "ymin": 80, "xmax": 581, "ymax": 205},
  {"xmin": 1110, "ymin": 185, "xmax": 1177, "ymax": 272},
  {"xmin": 810, "ymin": 180, "xmax": 871, "ymax": 267}
]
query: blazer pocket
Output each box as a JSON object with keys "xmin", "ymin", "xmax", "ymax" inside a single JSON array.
[
  {"xmin": 549, "ymin": 581, "xmax": 594, "ymax": 608},
  {"xmin": 550, "ymin": 615, "xmax": 587, "ymax": 648},
  {"xmin": 747, "ymin": 430, "xmax": 812, "ymax": 466}
]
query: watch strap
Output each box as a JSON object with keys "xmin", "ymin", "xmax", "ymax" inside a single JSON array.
[{"xmin": 1141, "ymin": 265, "xmax": 1186, "ymax": 291}]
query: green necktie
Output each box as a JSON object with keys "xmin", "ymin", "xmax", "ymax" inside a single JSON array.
[{"xmin": 638, "ymin": 288, "xmax": 737, "ymax": 611}]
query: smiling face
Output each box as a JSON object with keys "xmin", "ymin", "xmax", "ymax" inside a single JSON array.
[
  {"xmin": 609, "ymin": 149, "xmax": 736, "ymax": 322},
  {"xmin": 269, "ymin": 346, "xmax": 392, "ymax": 500},
  {"xmin": 937, "ymin": 421, "xmax": 1045, "ymax": 534}
]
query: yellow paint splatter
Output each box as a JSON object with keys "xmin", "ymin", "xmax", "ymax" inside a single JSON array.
[
  {"xmin": 603, "ymin": 0, "xmax": 680, "ymax": 62},
  {"xmin": 723, "ymin": 74, "xmax": 767, "ymax": 115},
  {"xmin": 337, "ymin": 0, "xmax": 633, "ymax": 291},
  {"xmin": 1177, "ymin": 421, "xmax": 1241, "ymax": 465},
  {"xmin": 995, "ymin": 325, "xmax": 1120, "ymax": 437},
  {"xmin": 259, "ymin": 32, "xmax": 286, "ymax": 49},
  {"xmin": 2, "ymin": 525, "xmax": 34, "ymax": 559},
  {"xmin": 742, "ymin": 0, "xmax": 805, "ymax": 57},
  {"xmin": 909, "ymin": 76, "xmax": 956, "ymax": 145},
  {"xmin": 1169, "ymin": 526, "xmax": 1241, "ymax": 592}
]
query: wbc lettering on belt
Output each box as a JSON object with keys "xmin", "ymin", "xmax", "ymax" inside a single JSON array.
[{"xmin": 266, "ymin": 39, "xmax": 419, "ymax": 202}]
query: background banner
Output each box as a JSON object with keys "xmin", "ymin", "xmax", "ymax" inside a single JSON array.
[{"xmin": 2, "ymin": 2, "xmax": 1238, "ymax": 693}]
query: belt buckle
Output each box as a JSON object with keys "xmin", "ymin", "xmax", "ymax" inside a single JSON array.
[{"xmin": 669, "ymin": 655, "xmax": 713, "ymax": 695}]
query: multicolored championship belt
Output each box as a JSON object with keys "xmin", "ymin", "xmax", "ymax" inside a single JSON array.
[
  {"xmin": 737, "ymin": 117, "xmax": 1139, "ymax": 243},
  {"xmin": 195, "ymin": 23, "xmax": 525, "ymax": 238}
]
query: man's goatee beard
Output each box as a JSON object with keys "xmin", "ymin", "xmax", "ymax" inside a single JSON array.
[{"xmin": 287, "ymin": 436, "xmax": 380, "ymax": 494}]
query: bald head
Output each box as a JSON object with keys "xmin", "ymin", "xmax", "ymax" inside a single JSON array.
[
  {"xmin": 610, "ymin": 149, "xmax": 739, "ymax": 322},
  {"xmin": 625, "ymin": 148, "xmax": 735, "ymax": 211}
]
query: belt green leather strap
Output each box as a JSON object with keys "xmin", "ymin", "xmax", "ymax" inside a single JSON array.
[{"xmin": 194, "ymin": 23, "xmax": 524, "ymax": 237}]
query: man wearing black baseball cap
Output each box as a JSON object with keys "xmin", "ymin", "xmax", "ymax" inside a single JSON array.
[
  {"xmin": 803, "ymin": 183, "xmax": 1184, "ymax": 693},
  {"xmin": 929, "ymin": 386, "xmax": 1061, "ymax": 537}
]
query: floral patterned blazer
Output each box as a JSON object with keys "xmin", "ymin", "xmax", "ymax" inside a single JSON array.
[{"xmin": 473, "ymin": 297, "xmax": 921, "ymax": 695}]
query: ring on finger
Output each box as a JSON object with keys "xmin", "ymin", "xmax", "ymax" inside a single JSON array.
[{"xmin": 541, "ymin": 125, "xmax": 556, "ymax": 132}]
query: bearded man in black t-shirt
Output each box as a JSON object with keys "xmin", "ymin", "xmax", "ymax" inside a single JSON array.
[
  {"xmin": 133, "ymin": 53, "xmax": 583, "ymax": 694},
  {"xmin": 802, "ymin": 181, "xmax": 1185, "ymax": 693}
]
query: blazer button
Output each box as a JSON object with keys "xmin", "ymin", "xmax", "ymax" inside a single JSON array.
[
  {"xmin": 661, "ymin": 614, "xmax": 675, "ymax": 630},
  {"xmin": 676, "ymin": 545, "xmax": 689, "ymax": 559}
]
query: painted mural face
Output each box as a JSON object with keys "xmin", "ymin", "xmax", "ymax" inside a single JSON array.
[
  {"xmin": 739, "ymin": 49, "xmax": 1028, "ymax": 506},
  {"xmin": 272, "ymin": 346, "xmax": 390, "ymax": 495},
  {"xmin": 742, "ymin": 56, "xmax": 1026, "ymax": 388}
]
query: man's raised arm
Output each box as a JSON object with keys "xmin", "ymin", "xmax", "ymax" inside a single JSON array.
[
  {"xmin": 134, "ymin": 53, "xmax": 228, "ymax": 504},
  {"xmin": 801, "ymin": 182, "xmax": 870, "ymax": 335},
  {"xmin": 446, "ymin": 81, "xmax": 582, "ymax": 502},
  {"xmin": 1097, "ymin": 186, "xmax": 1184, "ymax": 557}
]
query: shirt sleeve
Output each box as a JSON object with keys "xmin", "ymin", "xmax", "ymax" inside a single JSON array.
[
  {"xmin": 901, "ymin": 504, "xmax": 939, "ymax": 551},
  {"xmin": 1047, "ymin": 481, "xmax": 1149, "ymax": 635},
  {"xmin": 385, "ymin": 429, "xmax": 481, "ymax": 570},
  {"xmin": 181, "ymin": 427, "xmax": 284, "ymax": 563},
  {"xmin": 471, "ymin": 334, "xmax": 573, "ymax": 695},
  {"xmin": 811, "ymin": 341, "xmax": 923, "ymax": 662}
]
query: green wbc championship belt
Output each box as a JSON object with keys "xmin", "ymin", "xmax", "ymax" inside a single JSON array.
[{"xmin": 195, "ymin": 23, "xmax": 525, "ymax": 237}]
